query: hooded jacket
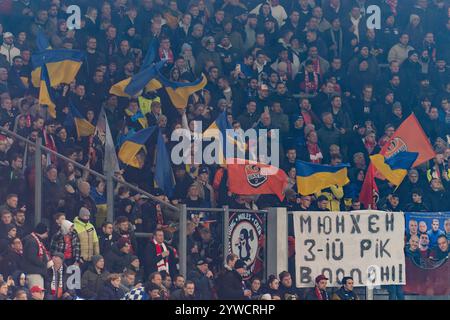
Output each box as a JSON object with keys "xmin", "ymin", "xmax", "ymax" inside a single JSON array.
[
  {"xmin": 104, "ymin": 244, "xmax": 132, "ymax": 273},
  {"xmin": 80, "ymin": 264, "xmax": 110, "ymax": 299},
  {"xmin": 49, "ymin": 220, "xmax": 81, "ymax": 263},
  {"xmin": 73, "ymin": 217, "xmax": 99, "ymax": 262}
]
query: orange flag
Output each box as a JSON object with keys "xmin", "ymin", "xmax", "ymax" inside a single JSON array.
[
  {"xmin": 227, "ymin": 159, "xmax": 288, "ymax": 201},
  {"xmin": 379, "ymin": 113, "xmax": 435, "ymax": 167}
]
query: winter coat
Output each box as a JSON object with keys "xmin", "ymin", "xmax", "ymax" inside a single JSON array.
[
  {"xmin": 187, "ymin": 268, "xmax": 214, "ymax": 300},
  {"xmin": 216, "ymin": 269, "xmax": 245, "ymax": 300},
  {"xmin": 332, "ymin": 287, "xmax": 359, "ymax": 300},
  {"xmin": 104, "ymin": 244, "xmax": 133, "ymax": 273},
  {"xmin": 49, "ymin": 229, "xmax": 81, "ymax": 263},
  {"xmin": 22, "ymin": 233, "xmax": 48, "ymax": 276},
  {"xmin": 97, "ymin": 281, "xmax": 125, "ymax": 300},
  {"xmin": 80, "ymin": 265, "xmax": 110, "ymax": 299},
  {"xmin": 0, "ymin": 43, "xmax": 20, "ymax": 64},
  {"xmin": 73, "ymin": 217, "xmax": 100, "ymax": 262},
  {"xmin": 170, "ymin": 288, "xmax": 197, "ymax": 300},
  {"xmin": 388, "ymin": 43, "xmax": 414, "ymax": 65}
]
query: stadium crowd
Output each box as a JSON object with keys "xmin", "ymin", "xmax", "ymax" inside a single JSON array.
[{"xmin": 0, "ymin": 0, "xmax": 449, "ymax": 300}]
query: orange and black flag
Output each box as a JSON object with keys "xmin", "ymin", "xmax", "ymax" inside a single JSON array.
[
  {"xmin": 379, "ymin": 113, "xmax": 435, "ymax": 166},
  {"xmin": 227, "ymin": 159, "xmax": 288, "ymax": 201}
]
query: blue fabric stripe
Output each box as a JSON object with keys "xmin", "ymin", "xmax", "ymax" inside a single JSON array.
[
  {"xmin": 127, "ymin": 126, "xmax": 157, "ymax": 145},
  {"xmin": 296, "ymin": 160, "xmax": 350, "ymax": 177},
  {"xmin": 31, "ymin": 49, "xmax": 85, "ymax": 68},
  {"xmin": 385, "ymin": 152, "xmax": 418, "ymax": 170}
]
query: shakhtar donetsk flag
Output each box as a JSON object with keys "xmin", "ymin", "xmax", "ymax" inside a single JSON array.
[{"xmin": 227, "ymin": 159, "xmax": 288, "ymax": 201}]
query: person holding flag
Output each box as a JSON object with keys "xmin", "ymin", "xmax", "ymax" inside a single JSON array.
[{"xmin": 359, "ymin": 114, "xmax": 436, "ymax": 209}]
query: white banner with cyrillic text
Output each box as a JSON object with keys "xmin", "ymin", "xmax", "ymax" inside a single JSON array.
[{"xmin": 293, "ymin": 210, "xmax": 406, "ymax": 288}]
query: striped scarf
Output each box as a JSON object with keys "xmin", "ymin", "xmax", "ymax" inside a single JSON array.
[
  {"xmin": 153, "ymin": 239, "xmax": 169, "ymax": 273},
  {"xmin": 50, "ymin": 266, "xmax": 64, "ymax": 298},
  {"xmin": 31, "ymin": 232, "xmax": 50, "ymax": 261}
]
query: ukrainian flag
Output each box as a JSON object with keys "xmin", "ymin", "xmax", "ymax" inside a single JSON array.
[
  {"xmin": 296, "ymin": 160, "xmax": 350, "ymax": 195},
  {"xmin": 109, "ymin": 60, "xmax": 165, "ymax": 98},
  {"xmin": 370, "ymin": 151, "xmax": 418, "ymax": 186},
  {"xmin": 154, "ymin": 129, "xmax": 175, "ymax": 197},
  {"xmin": 118, "ymin": 126, "xmax": 157, "ymax": 169},
  {"xmin": 31, "ymin": 49, "xmax": 85, "ymax": 88},
  {"xmin": 203, "ymin": 111, "xmax": 246, "ymax": 164},
  {"xmin": 69, "ymin": 103, "xmax": 96, "ymax": 138},
  {"xmin": 36, "ymin": 31, "xmax": 52, "ymax": 51},
  {"xmin": 38, "ymin": 64, "xmax": 57, "ymax": 118},
  {"xmin": 157, "ymin": 72, "xmax": 207, "ymax": 109}
]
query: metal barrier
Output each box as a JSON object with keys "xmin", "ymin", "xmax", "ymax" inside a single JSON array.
[{"xmin": 0, "ymin": 126, "xmax": 179, "ymax": 223}]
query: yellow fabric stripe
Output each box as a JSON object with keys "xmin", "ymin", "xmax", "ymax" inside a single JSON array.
[
  {"xmin": 109, "ymin": 78, "xmax": 132, "ymax": 97},
  {"xmin": 370, "ymin": 154, "xmax": 407, "ymax": 186},
  {"xmin": 46, "ymin": 60, "xmax": 82, "ymax": 86},
  {"xmin": 74, "ymin": 118, "xmax": 96, "ymax": 137},
  {"xmin": 118, "ymin": 141, "xmax": 146, "ymax": 168},
  {"xmin": 38, "ymin": 80, "xmax": 56, "ymax": 118},
  {"xmin": 33, "ymin": 61, "xmax": 82, "ymax": 88},
  {"xmin": 297, "ymin": 168, "xmax": 349, "ymax": 195}
]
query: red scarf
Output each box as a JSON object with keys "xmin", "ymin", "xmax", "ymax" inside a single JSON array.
[
  {"xmin": 315, "ymin": 287, "xmax": 328, "ymax": 300},
  {"xmin": 303, "ymin": 71, "xmax": 319, "ymax": 93},
  {"xmin": 43, "ymin": 129, "xmax": 57, "ymax": 163},
  {"xmin": 31, "ymin": 232, "xmax": 50, "ymax": 261},
  {"xmin": 159, "ymin": 48, "xmax": 174, "ymax": 64},
  {"xmin": 153, "ymin": 238, "xmax": 169, "ymax": 273},
  {"xmin": 63, "ymin": 234, "xmax": 73, "ymax": 260},
  {"xmin": 364, "ymin": 139, "xmax": 377, "ymax": 154},
  {"xmin": 307, "ymin": 142, "xmax": 323, "ymax": 164},
  {"xmin": 386, "ymin": 0, "xmax": 397, "ymax": 16}
]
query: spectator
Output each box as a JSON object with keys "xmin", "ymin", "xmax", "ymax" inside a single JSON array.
[
  {"xmin": 22, "ymin": 223, "xmax": 49, "ymax": 288},
  {"xmin": 97, "ymin": 273, "xmax": 125, "ymax": 300},
  {"xmin": 217, "ymin": 259, "xmax": 251, "ymax": 300},
  {"xmin": 143, "ymin": 229, "xmax": 178, "ymax": 279},
  {"xmin": 73, "ymin": 207, "xmax": 100, "ymax": 265},
  {"xmin": 170, "ymin": 280, "xmax": 197, "ymax": 300},
  {"xmin": 305, "ymin": 274, "xmax": 330, "ymax": 300},
  {"xmin": 80, "ymin": 255, "xmax": 110, "ymax": 300},
  {"xmin": 187, "ymin": 260, "xmax": 214, "ymax": 300},
  {"xmin": 104, "ymin": 238, "xmax": 132, "ymax": 273},
  {"xmin": 332, "ymin": 276, "xmax": 359, "ymax": 300}
]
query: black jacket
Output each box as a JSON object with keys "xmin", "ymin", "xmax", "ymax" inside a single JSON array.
[
  {"xmin": 22, "ymin": 233, "xmax": 48, "ymax": 277},
  {"xmin": 187, "ymin": 268, "xmax": 214, "ymax": 300},
  {"xmin": 170, "ymin": 288, "xmax": 197, "ymax": 300},
  {"xmin": 216, "ymin": 269, "xmax": 245, "ymax": 300},
  {"xmin": 0, "ymin": 248, "xmax": 25, "ymax": 278},
  {"xmin": 104, "ymin": 244, "xmax": 132, "ymax": 273},
  {"xmin": 97, "ymin": 282, "xmax": 125, "ymax": 300}
]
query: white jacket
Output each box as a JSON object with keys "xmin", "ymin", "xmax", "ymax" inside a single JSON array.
[{"xmin": 0, "ymin": 43, "xmax": 20, "ymax": 65}]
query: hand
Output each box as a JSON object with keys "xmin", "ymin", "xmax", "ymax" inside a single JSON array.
[
  {"xmin": 339, "ymin": 128, "xmax": 346, "ymax": 135},
  {"xmin": 161, "ymin": 251, "xmax": 170, "ymax": 258},
  {"xmin": 47, "ymin": 260, "xmax": 54, "ymax": 268},
  {"xmin": 206, "ymin": 270, "xmax": 213, "ymax": 278},
  {"xmin": 135, "ymin": 218, "xmax": 143, "ymax": 224},
  {"xmin": 65, "ymin": 185, "xmax": 75, "ymax": 194},
  {"xmin": 20, "ymin": 205, "xmax": 26, "ymax": 212},
  {"xmin": 244, "ymin": 289, "xmax": 252, "ymax": 297}
]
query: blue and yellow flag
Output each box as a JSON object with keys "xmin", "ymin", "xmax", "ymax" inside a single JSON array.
[
  {"xmin": 370, "ymin": 151, "xmax": 418, "ymax": 186},
  {"xmin": 154, "ymin": 129, "xmax": 175, "ymax": 197},
  {"xmin": 109, "ymin": 60, "xmax": 164, "ymax": 98},
  {"xmin": 69, "ymin": 103, "xmax": 96, "ymax": 138},
  {"xmin": 31, "ymin": 49, "xmax": 85, "ymax": 88},
  {"xmin": 118, "ymin": 126, "xmax": 157, "ymax": 169},
  {"xmin": 203, "ymin": 110, "xmax": 246, "ymax": 164},
  {"xmin": 157, "ymin": 72, "xmax": 208, "ymax": 109},
  {"xmin": 38, "ymin": 64, "xmax": 57, "ymax": 118},
  {"xmin": 36, "ymin": 31, "xmax": 52, "ymax": 52},
  {"xmin": 296, "ymin": 160, "xmax": 350, "ymax": 195}
]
